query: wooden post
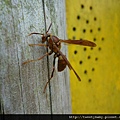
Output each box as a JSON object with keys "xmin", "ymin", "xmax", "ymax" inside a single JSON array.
[{"xmin": 0, "ymin": 0, "xmax": 71, "ymax": 114}]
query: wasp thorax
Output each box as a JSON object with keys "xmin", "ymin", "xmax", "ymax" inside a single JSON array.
[{"xmin": 52, "ymin": 36, "xmax": 60, "ymax": 43}]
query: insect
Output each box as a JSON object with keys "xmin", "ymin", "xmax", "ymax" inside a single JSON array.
[{"xmin": 22, "ymin": 23, "xmax": 96, "ymax": 93}]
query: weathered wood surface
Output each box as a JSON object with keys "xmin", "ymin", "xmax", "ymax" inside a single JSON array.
[{"xmin": 0, "ymin": 0, "xmax": 71, "ymax": 114}]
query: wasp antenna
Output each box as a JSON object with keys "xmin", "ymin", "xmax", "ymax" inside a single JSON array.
[{"xmin": 46, "ymin": 23, "xmax": 52, "ymax": 33}]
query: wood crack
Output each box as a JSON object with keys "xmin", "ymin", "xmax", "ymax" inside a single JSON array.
[{"xmin": 42, "ymin": 0, "xmax": 53, "ymax": 114}]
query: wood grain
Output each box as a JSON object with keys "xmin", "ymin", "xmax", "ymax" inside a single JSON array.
[{"xmin": 0, "ymin": 0, "xmax": 71, "ymax": 114}]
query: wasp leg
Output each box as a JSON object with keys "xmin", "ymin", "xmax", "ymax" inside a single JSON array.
[
  {"xmin": 28, "ymin": 33, "xmax": 44, "ymax": 36},
  {"xmin": 43, "ymin": 54, "xmax": 57, "ymax": 93},
  {"xmin": 22, "ymin": 51, "xmax": 53, "ymax": 65},
  {"xmin": 29, "ymin": 44, "xmax": 47, "ymax": 47}
]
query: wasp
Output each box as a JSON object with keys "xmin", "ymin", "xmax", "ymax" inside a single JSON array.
[{"xmin": 23, "ymin": 23, "xmax": 96, "ymax": 93}]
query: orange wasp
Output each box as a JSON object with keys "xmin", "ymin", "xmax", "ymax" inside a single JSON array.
[{"xmin": 23, "ymin": 23, "xmax": 96, "ymax": 93}]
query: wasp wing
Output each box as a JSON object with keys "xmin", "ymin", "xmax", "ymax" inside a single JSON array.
[
  {"xmin": 53, "ymin": 44, "xmax": 81, "ymax": 81},
  {"xmin": 60, "ymin": 39, "xmax": 96, "ymax": 47}
]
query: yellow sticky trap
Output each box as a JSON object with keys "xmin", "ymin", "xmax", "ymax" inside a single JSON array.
[{"xmin": 66, "ymin": 0, "xmax": 120, "ymax": 113}]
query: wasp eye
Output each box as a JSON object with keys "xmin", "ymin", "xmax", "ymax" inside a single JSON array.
[{"xmin": 42, "ymin": 36, "xmax": 46, "ymax": 43}]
